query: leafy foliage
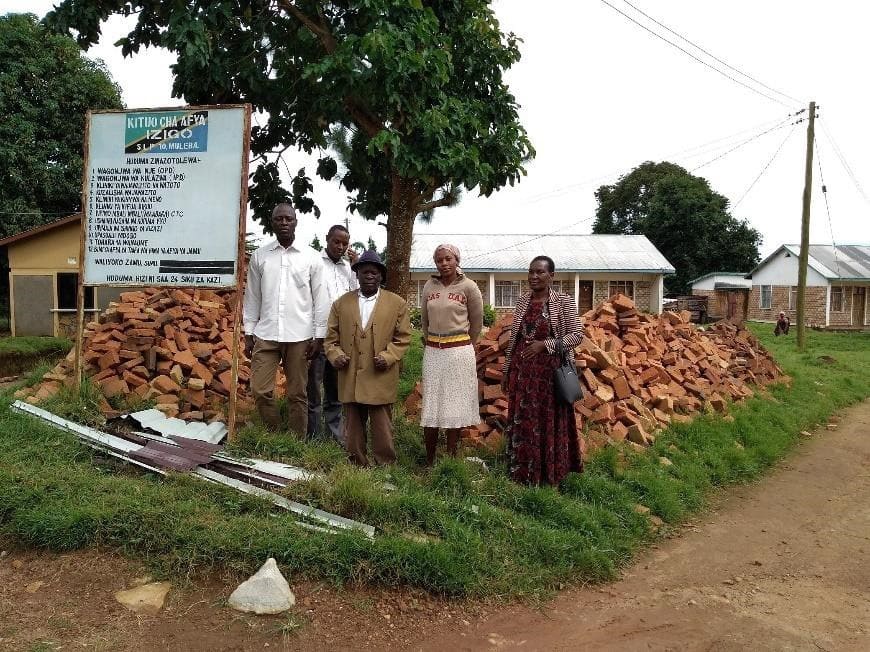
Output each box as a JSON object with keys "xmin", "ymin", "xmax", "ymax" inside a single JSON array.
[
  {"xmin": 593, "ymin": 162, "xmax": 762, "ymax": 295},
  {"xmin": 0, "ymin": 13, "xmax": 123, "ymax": 238},
  {"xmin": 46, "ymin": 0, "xmax": 534, "ymax": 295}
]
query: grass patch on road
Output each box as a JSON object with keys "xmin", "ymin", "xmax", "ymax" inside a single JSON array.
[{"xmin": 0, "ymin": 326, "xmax": 868, "ymax": 597}]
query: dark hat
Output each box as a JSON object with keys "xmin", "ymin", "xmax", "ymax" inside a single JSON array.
[{"xmin": 352, "ymin": 249, "xmax": 387, "ymax": 277}]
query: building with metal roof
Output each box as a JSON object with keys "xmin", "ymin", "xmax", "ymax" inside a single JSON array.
[
  {"xmin": 409, "ymin": 233, "xmax": 675, "ymax": 315},
  {"xmin": 746, "ymin": 244, "xmax": 870, "ymax": 329}
]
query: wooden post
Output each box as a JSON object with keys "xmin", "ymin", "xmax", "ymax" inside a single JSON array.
[
  {"xmin": 75, "ymin": 112, "xmax": 93, "ymax": 390},
  {"xmin": 796, "ymin": 101, "xmax": 816, "ymax": 352},
  {"xmin": 226, "ymin": 104, "xmax": 253, "ymax": 441}
]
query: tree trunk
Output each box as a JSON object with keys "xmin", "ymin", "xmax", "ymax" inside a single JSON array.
[{"xmin": 384, "ymin": 172, "xmax": 419, "ymax": 299}]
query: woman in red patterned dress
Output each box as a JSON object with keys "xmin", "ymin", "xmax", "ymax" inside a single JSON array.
[{"xmin": 502, "ymin": 256, "xmax": 585, "ymax": 486}]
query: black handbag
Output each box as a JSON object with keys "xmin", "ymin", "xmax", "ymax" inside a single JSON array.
[{"xmin": 553, "ymin": 338, "xmax": 582, "ymax": 404}]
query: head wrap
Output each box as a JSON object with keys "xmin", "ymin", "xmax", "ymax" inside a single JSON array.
[{"xmin": 433, "ymin": 243, "xmax": 461, "ymax": 263}]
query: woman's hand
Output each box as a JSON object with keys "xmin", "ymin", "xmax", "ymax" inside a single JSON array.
[{"xmin": 520, "ymin": 340, "xmax": 548, "ymax": 359}]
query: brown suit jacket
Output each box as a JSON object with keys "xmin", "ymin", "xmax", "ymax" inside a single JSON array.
[{"xmin": 324, "ymin": 289, "xmax": 411, "ymax": 405}]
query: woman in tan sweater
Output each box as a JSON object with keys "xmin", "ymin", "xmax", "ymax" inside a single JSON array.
[{"xmin": 420, "ymin": 244, "xmax": 483, "ymax": 464}]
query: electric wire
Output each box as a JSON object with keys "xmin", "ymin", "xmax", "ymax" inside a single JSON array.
[
  {"xmin": 818, "ymin": 117, "xmax": 870, "ymax": 207},
  {"xmin": 619, "ymin": 0, "xmax": 804, "ymax": 106},
  {"xmin": 460, "ymin": 215, "xmax": 597, "ymax": 264},
  {"xmin": 814, "ymin": 135, "xmax": 843, "ymax": 276},
  {"xmin": 732, "ymin": 121, "xmax": 798, "ymax": 209},
  {"xmin": 691, "ymin": 116, "xmax": 796, "ymax": 172},
  {"xmin": 599, "ymin": 0, "xmax": 795, "ymax": 108},
  {"xmin": 520, "ymin": 113, "xmax": 795, "ymax": 205}
]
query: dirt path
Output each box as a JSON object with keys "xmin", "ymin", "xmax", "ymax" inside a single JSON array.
[
  {"xmin": 1, "ymin": 401, "xmax": 868, "ymax": 651},
  {"xmin": 412, "ymin": 400, "xmax": 870, "ymax": 652}
]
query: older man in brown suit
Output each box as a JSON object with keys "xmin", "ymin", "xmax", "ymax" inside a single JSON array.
[{"xmin": 324, "ymin": 250, "xmax": 411, "ymax": 466}]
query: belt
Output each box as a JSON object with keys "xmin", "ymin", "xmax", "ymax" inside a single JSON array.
[{"xmin": 426, "ymin": 333, "xmax": 472, "ymax": 349}]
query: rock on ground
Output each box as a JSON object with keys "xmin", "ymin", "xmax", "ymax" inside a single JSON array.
[
  {"xmin": 114, "ymin": 581, "xmax": 172, "ymax": 615},
  {"xmin": 228, "ymin": 557, "xmax": 295, "ymax": 615}
]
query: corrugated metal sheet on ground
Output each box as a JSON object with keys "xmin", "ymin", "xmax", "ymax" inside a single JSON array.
[
  {"xmin": 409, "ymin": 233, "xmax": 675, "ymax": 273},
  {"xmin": 127, "ymin": 409, "xmax": 227, "ymax": 444}
]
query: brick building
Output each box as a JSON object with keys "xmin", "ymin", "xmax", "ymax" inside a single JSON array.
[
  {"xmin": 690, "ymin": 272, "xmax": 751, "ymax": 321},
  {"xmin": 408, "ymin": 233, "xmax": 675, "ymax": 317},
  {"xmin": 746, "ymin": 244, "xmax": 870, "ymax": 329}
]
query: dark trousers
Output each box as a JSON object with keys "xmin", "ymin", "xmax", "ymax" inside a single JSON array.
[
  {"xmin": 306, "ymin": 352, "xmax": 343, "ymax": 443},
  {"xmin": 343, "ymin": 403, "xmax": 396, "ymax": 467}
]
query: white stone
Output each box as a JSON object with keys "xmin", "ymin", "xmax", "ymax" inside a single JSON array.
[
  {"xmin": 114, "ymin": 581, "xmax": 172, "ymax": 615},
  {"xmin": 228, "ymin": 558, "xmax": 295, "ymax": 615}
]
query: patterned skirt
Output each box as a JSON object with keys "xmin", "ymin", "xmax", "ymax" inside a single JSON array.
[{"xmin": 420, "ymin": 344, "xmax": 480, "ymax": 429}]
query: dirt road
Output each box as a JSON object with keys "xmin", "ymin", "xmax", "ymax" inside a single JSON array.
[
  {"xmin": 412, "ymin": 400, "xmax": 870, "ymax": 651},
  {"xmin": 1, "ymin": 400, "xmax": 868, "ymax": 651}
]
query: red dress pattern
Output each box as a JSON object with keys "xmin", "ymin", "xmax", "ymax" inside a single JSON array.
[{"xmin": 506, "ymin": 300, "xmax": 581, "ymax": 486}]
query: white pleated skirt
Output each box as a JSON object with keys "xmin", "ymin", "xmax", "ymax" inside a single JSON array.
[{"xmin": 420, "ymin": 344, "xmax": 480, "ymax": 429}]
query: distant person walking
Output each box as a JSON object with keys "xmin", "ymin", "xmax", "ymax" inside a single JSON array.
[
  {"xmin": 325, "ymin": 251, "xmax": 411, "ymax": 466},
  {"xmin": 243, "ymin": 203, "xmax": 329, "ymax": 436},
  {"xmin": 419, "ymin": 244, "xmax": 483, "ymax": 465},
  {"xmin": 502, "ymin": 256, "xmax": 584, "ymax": 486},
  {"xmin": 307, "ymin": 225, "xmax": 359, "ymax": 443}
]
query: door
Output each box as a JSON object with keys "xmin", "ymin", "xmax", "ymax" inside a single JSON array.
[
  {"xmin": 726, "ymin": 292, "xmax": 738, "ymax": 319},
  {"xmin": 853, "ymin": 287, "xmax": 866, "ymax": 326},
  {"xmin": 13, "ymin": 275, "xmax": 54, "ymax": 336},
  {"xmin": 578, "ymin": 282, "xmax": 593, "ymax": 314}
]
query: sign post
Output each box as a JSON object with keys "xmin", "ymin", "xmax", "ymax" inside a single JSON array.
[{"xmin": 79, "ymin": 104, "xmax": 251, "ymax": 438}]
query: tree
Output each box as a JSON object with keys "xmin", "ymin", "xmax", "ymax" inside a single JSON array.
[
  {"xmin": 309, "ymin": 235, "xmax": 323, "ymax": 251},
  {"xmin": 0, "ymin": 13, "xmax": 123, "ymax": 239},
  {"xmin": 593, "ymin": 161, "xmax": 761, "ymax": 296},
  {"xmin": 47, "ymin": 1, "xmax": 534, "ymax": 297}
]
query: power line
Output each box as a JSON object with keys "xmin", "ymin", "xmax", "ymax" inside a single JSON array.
[
  {"xmin": 520, "ymin": 113, "xmax": 794, "ymax": 205},
  {"xmin": 814, "ymin": 135, "xmax": 842, "ymax": 277},
  {"xmin": 818, "ymin": 117, "xmax": 870, "ymax": 207},
  {"xmin": 619, "ymin": 0, "xmax": 804, "ymax": 106},
  {"xmin": 691, "ymin": 116, "xmax": 796, "ymax": 172},
  {"xmin": 599, "ymin": 0, "xmax": 796, "ymax": 109},
  {"xmin": 461, "ymin": 216, "xmax": 597, "ymax": 263},
  {"xmin": 732, "ymin": 121, "xmax": 798, "ymax": 209}
]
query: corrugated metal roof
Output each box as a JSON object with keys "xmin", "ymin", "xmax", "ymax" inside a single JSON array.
[
  {"xmin": 410, "ymin": 233, "xmax": 675, "ymax": 273},
  {"xmin": 689, "ymin": 271, "xmax": 750, "ymax": 284},
  {"xmin": 751, "ymin": 244, "xmax": 870, "ymax": 280}
]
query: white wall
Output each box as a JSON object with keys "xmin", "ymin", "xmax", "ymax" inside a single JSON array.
[{"xmin": 751, "ymin": 249, "xmax": 828, "ymax": 287}]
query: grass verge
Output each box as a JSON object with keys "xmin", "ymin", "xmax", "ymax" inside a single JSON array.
[
  {"xmin": 0, "ymin": 336, "xmax": 72, "ymax": 376},
  {"xmin": 0, "ymin": 326, "xmax": 867, "ymax": 598}
]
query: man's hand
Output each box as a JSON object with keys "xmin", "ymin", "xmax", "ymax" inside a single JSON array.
[
  {"xmin": 332, "ymin": 354, "xmax": 351, "ymax": 369},
  {"xmin": 244, "ymin": 335, "xmax": 255, "ymax": 360},
  {"xmin": 305, "ymin": 338, "xmax": 323, "ymax": 360},
  {"xmin": 520, "ymin": 340, "xmax": 548, "ymax": 360},
  {"xmin": 346, "ymin": 247, "xmax": 360, "ymax": 264},
  {"xmin": 373, "ymin": 354, "xmax": 389, "ymax": 371}
]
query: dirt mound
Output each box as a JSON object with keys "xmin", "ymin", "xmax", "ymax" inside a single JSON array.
[{"xmin": 405, "ymin": 294, "xmax": 784, "ymax": 452}]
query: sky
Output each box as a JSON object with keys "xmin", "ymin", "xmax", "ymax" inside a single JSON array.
[{"xmin": 4, "ymin": 0, "xmax": 870, "ymax": 260}]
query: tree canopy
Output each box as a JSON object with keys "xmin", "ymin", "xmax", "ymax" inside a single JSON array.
[
  {"xmin": 593, "ymin": 161, "xmax": 762, "ymax": 295},
  {"xmin": 47, "ymin": 0, "xmax": 534, "ymax": 295},
  {"xmin": 0, "ymin": 13, "xmax": 123, "ymax": 239}
]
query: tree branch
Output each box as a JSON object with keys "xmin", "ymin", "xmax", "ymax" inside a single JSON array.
[
  {"xmin": 418, "ymin": 194, "xmax": 455, "ymax": 213},
  {"xmin": 275, "ymin": 0, "xmax": 337, "ymax": 52}
]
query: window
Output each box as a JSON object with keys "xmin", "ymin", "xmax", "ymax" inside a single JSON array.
[
  {"xmin": 760, "ymin": 285, "xmax": 772, "ymax": 309},
  {"xmin": 414, "ymin": 280, "xmax": 427, "ymax": 307},
  {"xmin": 608, "ymin": 280, "xmax": 634, "ymax": 299},
  {"xmin": 495, "ymin": 280, "xmax": 520, "ymax": 308},
  {"xmin": 789, "ymin": 286, "xmax": 798, "ymax": 310},
  {"xmin": 831, "ymin": 286, "xmax": 844, "ymax": 312},
  {"xmin": 551, "ymin": 279, "xmax": 574, "ymax": 298},
  {"xmin": 56, "ymin": 273, "xmax": 94, "ymax": 310}
]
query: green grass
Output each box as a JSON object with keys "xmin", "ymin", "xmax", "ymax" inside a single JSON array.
[
  {"xmin": 0, "ymin": 336, "xmax": 72, "ymax": 376},
  {"xmin": 0, "ymin": 325, "xmax": 868, "ymax": 598}
]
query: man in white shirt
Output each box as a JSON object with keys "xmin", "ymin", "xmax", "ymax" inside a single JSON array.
[
  {"xmin": 307, "ymin": 224, "xmax": 358, "ymax": 442},
  {"xmin": 243, "ymin": 203, "xmax": 329, "ymax": 435}
]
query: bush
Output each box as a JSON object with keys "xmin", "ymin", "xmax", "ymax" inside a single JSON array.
[
  {"xmin": 409, "ymin": 307, "xmax": 422, "ymax": 329},
  {"xmin": 483, "ymin": 304, "xmax": 496, "ymax": 327}
]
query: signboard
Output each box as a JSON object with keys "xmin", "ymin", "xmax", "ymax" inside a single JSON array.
[{"xmin": 82, "ymin": 105, "xmax": 250, "ymax": 287}]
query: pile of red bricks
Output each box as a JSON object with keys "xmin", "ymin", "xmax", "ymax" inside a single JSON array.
[
  {"xmin": 16, "ymin": 288, "xmax": 252, "ymax": 421},
  {"xmin": 404, "ymin": 294, "xmax": 783, "ymax": 453}
]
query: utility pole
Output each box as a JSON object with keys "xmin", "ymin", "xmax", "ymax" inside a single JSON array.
[{"xmin": 796, "ymin": 100, "xmax": 816, "ymax": 351}]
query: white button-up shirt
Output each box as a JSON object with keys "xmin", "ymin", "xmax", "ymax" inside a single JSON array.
[
  {"xmin": 358, "ymin": 289, "xmax": 379, "ymax": 330},
  {"xmin": 243, "ymin": 240, "xmax": 329, "ymax": 342},
  {"xmin": 320, "ymin": 251, "xmax": 358, "ymax": 306}
]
